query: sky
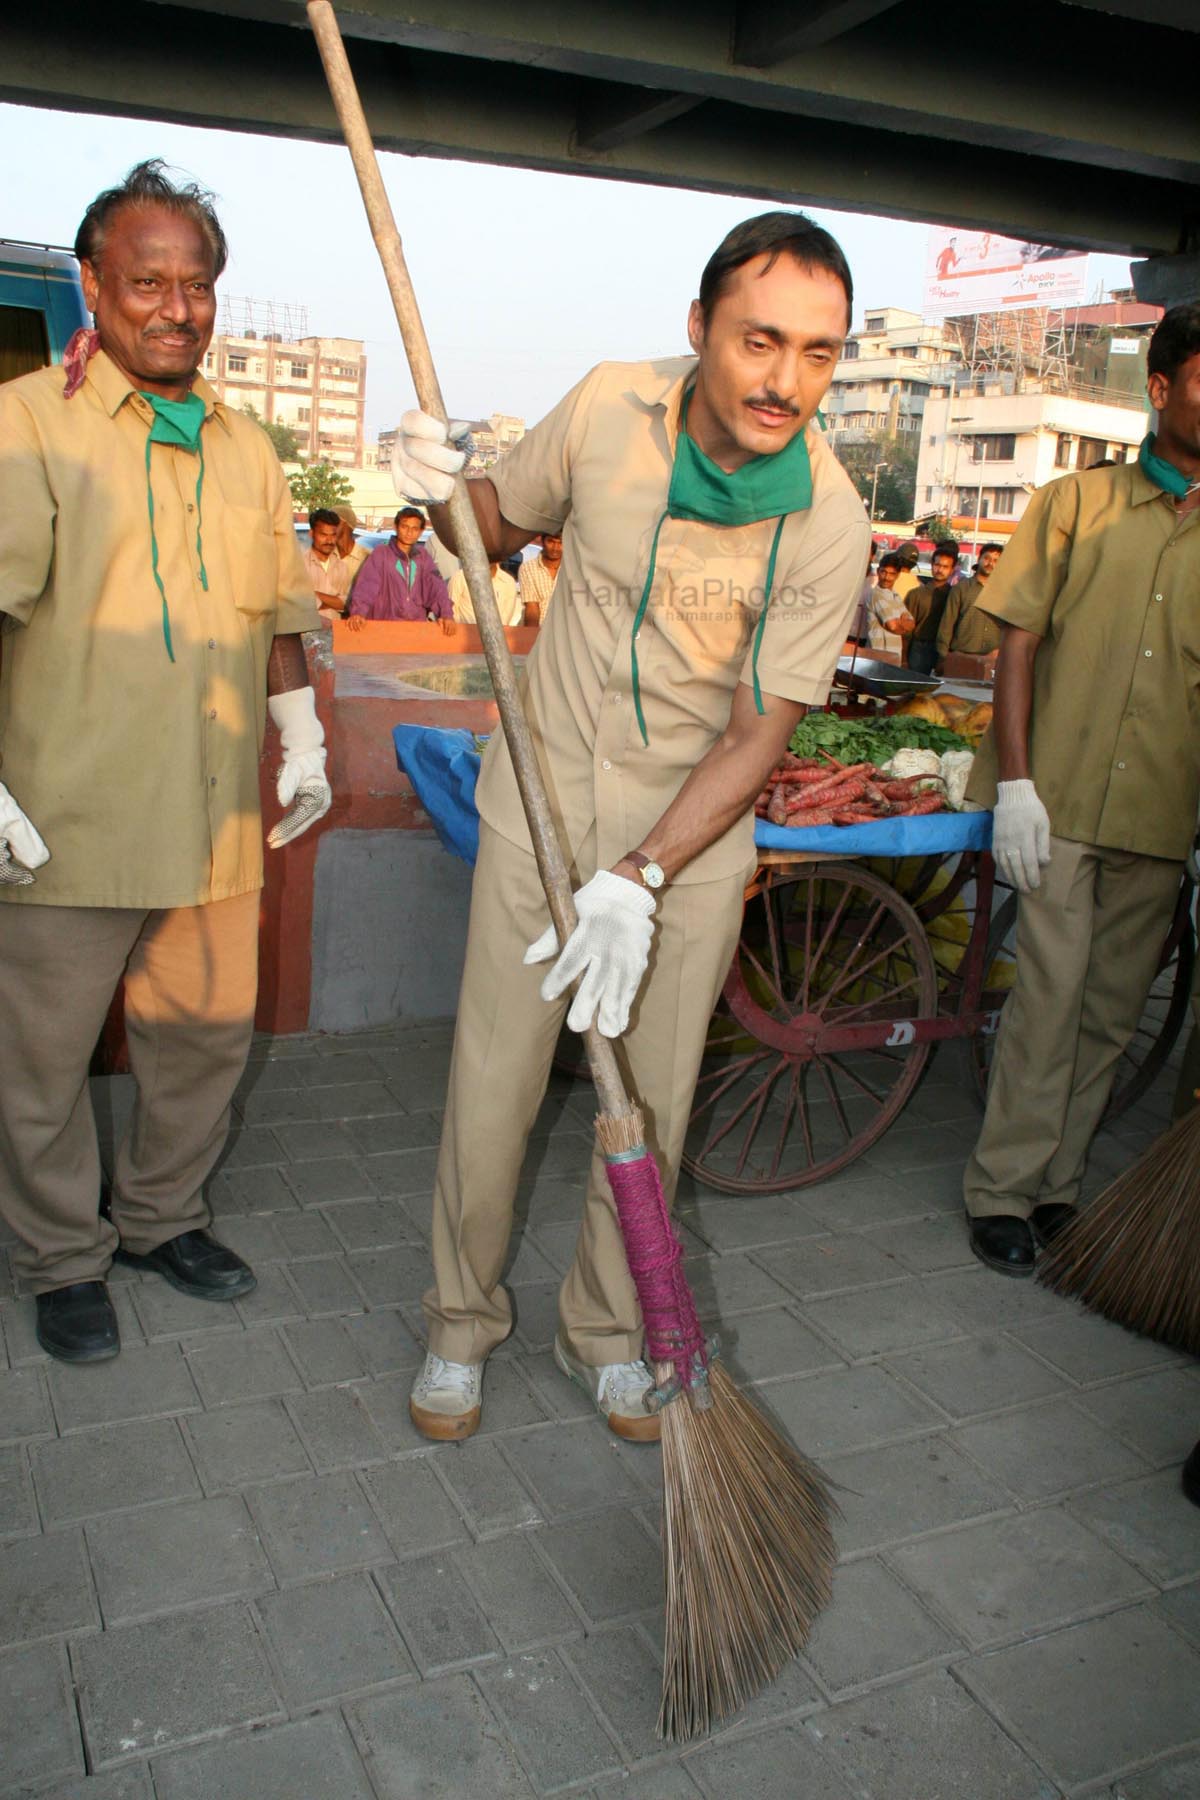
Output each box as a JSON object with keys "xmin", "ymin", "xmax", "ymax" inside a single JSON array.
[{"xmin": 0, "ymin": 102, "xmax": 1135, "ymax": 442}]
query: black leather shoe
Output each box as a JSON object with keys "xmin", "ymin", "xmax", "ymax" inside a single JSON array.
[
  {"xmin": 968, "ymin": 1214, "xmax": 1036, "ymax": 1277},
  {"xmin": 116, "ymin": 1229, "xmax": 256, "ymax": 1300},
  {"xmin": 35, "ymin": 1282, "xmax": 120, "ymax": 1363},
  {"xmin": 1031, "ymin": 1203, "xmax": 1077, "ymax": 1249},
  {"xmin": 1184, "ymin": 1441, "xmax": 1200, "ymax": 1510}
]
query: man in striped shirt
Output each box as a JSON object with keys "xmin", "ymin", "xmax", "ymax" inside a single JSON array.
[{"xmin": 516, "ymin": 530, "xmax": 562, "ymax": 621}]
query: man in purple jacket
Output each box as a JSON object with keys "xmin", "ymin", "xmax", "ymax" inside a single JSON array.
[{"xmin": 345, "ymin": 506, "xmax": 452, "ymax": 628}]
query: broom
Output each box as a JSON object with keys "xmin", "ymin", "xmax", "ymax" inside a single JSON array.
[
  {"xmin": 305, "ymin": 1, "xmax": 835, "ymax": 1740},
  {"xmin": 1038, "ymin": 1103, "xmax": 1200, "ymax": 1355}
]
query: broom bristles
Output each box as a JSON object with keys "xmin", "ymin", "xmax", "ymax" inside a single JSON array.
[
  {"xmin": 1038, "ymin": 1105, "xmax": 1200, "ymax": 1354},
  {"xmin": 596, "ymin": 1101, "xmax": 836, "ymax": 1738},
  {"xmin": 658, "ymin": 1363, "xmax": 836, "ymax": 1742}
]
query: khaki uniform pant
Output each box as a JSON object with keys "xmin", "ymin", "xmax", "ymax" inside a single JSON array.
[
  {"xmin": 424, "ymin": 821, "xmax": 747, "ymax": 1366},
  {"xmin": 0, "ymin": 892, "xmax": 259, "ymax": 1293},
  {"xmin": 964, "ymin": 836, "xmax": 1182, "ymax": 1220}
]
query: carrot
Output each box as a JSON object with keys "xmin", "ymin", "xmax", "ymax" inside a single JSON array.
[
  {"xmin": 786, "ymin": 808, "xmax": 835, "ymax": 827},
  {"xmin": 772, "ymin": 768, "xmax": 832, "ymax": 785},
  {"xmin": 788, "ymin": 773, "xmax": 869, "ymax": 811},
  {"xmin": 896, "ymin": 793, "xmax": 946, "ymax": 816},
  {"xmin": 768, "ymin": 786, "xmax": 789, "ymax": 825}
]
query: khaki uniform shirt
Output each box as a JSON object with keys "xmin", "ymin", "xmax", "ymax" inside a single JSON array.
[
  {"xmin": 0, "ymin": 350, "xmax": 320, "ymax": 909},
  {"xmin": 479, "ymin": 356, "xmax": 869, "ymax": 885},
  {"xmin": 968, "ymin": 462, "xmax": 1200, "ymax": 859},
  {"xmin": 937, "ymin": 577, "xmax": 1001, "ymax": 657},
  {"xmin": 517, "ymin": 551, "xmax": 559, "ymax": 617},
  {"xmin": 893, "ymin": 567, "xmax": 920, "ymax": 602}
]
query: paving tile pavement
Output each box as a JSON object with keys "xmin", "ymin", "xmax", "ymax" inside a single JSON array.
[{"xmin": 2, "ymin": 1029, "xmax": 1198, "ymax": 1798}]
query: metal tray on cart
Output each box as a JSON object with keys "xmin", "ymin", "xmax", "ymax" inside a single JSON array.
[{"xmin": 833, "ymin": 656, "xmax": 940, "ymax": 699}]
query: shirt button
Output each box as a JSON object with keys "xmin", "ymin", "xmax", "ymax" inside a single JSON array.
[
  {"xmin": 1117, "ymin": 761, "xmax": 1126, "ymax": 770},
  {"xmin": 1144, "ymin": 649, "xmax": 1153, "ymax": 658},
  {"xmin": 601, "ymin": 759, "xmax": 612, "ymax": 771},
  {"xmin": 209, "ymin": 709, "xmax": 217, "ymax": 720},
  {"xmin": 187, "ymin": 503, "xmax": 195, "ymax": 514},
  {"xmin": 209, "ymin": 776, "xmax": 217, "ymax": 787},
  {"xmin": 611, "ymin": 694, "xmax": 621, "ymax": 705},
  {"xmin": 208, "ymin": 638, "xmax": 216, "ymax": 649},
  {"xmin": 1155, "ymin": 594, "xmax": 1163, "ymax": 602}
]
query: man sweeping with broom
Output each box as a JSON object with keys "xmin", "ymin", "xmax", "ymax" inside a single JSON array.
[
  {"xmin": 963, "ymin": 301, "xmax": 1200, "ymax": 1276},
  {"xmin": 391, "ymin": 211, "xmax": 868, "ymax": 1440}
]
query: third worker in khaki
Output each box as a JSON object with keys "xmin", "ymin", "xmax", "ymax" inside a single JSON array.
[{"xmin": 963, "ymin": 302, "xmax": 1200, "ymax": 1276}]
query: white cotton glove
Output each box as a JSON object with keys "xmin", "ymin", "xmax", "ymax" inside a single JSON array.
[
  {"xmin": 992, "ymin": 779, "xmax": 1052, "ymax": 894},
  {"xmin": 524, "ymin": 869, "xmax": 657, "ymax": 1039},
  {"xmin": 0, "ymin": 780, "xmax": 49, "ymax": 886},
  {"xmin": 390, "ymin": 410, "xmax": 475, "ymax": 506},
  {"xmin": 267, "ymin": 686, "xmax": 332, "ymax": 849}
]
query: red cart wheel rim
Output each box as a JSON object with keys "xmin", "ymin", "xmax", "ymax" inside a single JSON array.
[{"xmin": 682, "ymin": 862, "xmax": 938, "ymax": 1194}]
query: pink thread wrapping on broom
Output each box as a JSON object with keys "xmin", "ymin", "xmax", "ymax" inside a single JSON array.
[{"xmin": 605, "ymin": 1151, "xmax": 708, "ymax": 1380}]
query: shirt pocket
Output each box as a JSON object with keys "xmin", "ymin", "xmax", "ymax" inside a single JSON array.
[{"xmin": 220, "ymin": 505, "xmax": 277, "ymax": 619}]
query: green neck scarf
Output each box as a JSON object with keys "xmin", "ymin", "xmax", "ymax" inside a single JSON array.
[
  {"xmin": 1139, "ymin": 432, "xmax": 1199, "ymax": 500},
  {"xmin": 630, "ymin": 388, "xmax": 812, "ymax": 743},
  {"xmin": 140, "ymin": 391, "xmax": 208, "ymax": 661}
]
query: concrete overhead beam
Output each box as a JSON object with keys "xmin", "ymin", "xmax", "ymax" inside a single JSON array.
[
  {"xmin": 147, "ymin": 0, "xmax": 1200, "ymax": 186},
  {"xmin": 6, "ymin": 2, "xmax": 1193, "ymax": 259},
  {"xmin": 733, "ymin": 0, "xmax": 904, "ymax": 65},
  {"xmin": 574, "ymin": 87, "xmax": 704, "ymax": 154},
  {"xmin": 1131, "ymin": 253, "xmax": 1200, "ymax": 307}
]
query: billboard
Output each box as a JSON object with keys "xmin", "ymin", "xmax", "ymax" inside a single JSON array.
[{"xmin": 923, "ymin": 228, "xmax": 1089, "ymax": 318}]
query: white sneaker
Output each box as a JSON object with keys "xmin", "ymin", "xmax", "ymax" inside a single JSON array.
[
  {"xmin": 409, "ymin": 1352, "xmax": 483, "ymax": 1441},
  {"xmin": 554, "ymin": 1335, "xmax": 661, "ymax": 1442}
]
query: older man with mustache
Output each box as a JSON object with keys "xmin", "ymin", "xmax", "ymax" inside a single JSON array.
[{"xmin": 0, "ymin": 160, "xmax": 325, "ymax": 1363}]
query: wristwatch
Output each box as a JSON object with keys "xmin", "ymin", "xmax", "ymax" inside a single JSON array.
[{"xmin": 623, "ymin": 851, "xmax": 666, "ymax": 892}]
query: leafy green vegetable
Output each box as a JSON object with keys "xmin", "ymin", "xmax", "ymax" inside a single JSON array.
[{"xmin": 789, "ymin": 712, "xmax": 969, "ymax": 764}]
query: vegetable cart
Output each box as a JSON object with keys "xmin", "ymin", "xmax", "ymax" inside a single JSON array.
[
  {"xmin": 682, "ymin": 813, "xmax": 1195, "ymax": 1195},
  {"xmin": 390, "ymin": 723, "xmax": 1194, "ymax": 1196}
]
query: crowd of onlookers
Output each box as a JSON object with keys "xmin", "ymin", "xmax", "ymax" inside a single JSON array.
[
  {"xmin": 856, "ymin": 536, "xmax": 1005, "ymax": 675},
  {"xmin": 302, "ymin": 502, "xmax": 562, "ymax": 631}
]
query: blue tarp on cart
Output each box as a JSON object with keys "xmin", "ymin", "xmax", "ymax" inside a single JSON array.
[{"xmin": 394, "ymin": 723, "xmax": 993, "ymax": 866}]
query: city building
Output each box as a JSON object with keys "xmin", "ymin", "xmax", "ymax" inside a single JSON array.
[
  {"xmin": 203, "ymin": 298, "xmax": 366, "ymax": 467},
  {"xmin": 915, "ymin": 293, "xmax": 1160, "ymax": 534},
  {"xmin": 917, "ymin": 381, "xmax": 1148, "ymax": 533},
  {"xmin": 825, "ymin": 307, "xmax": 963, "ymax": 446}
]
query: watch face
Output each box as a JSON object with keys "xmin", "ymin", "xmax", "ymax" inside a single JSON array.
[{"xmin": 643, "ymin": 861, "xmax": 666, "ymax": 890}]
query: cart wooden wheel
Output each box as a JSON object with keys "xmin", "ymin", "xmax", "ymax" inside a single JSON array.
[
  {"xmin": 965, "ymin": 878, "xmax": 1196, "ymax": 1118},
  {"xmin": 681, "ymin": 861, "xmax": 939, "ymax": 1193}
]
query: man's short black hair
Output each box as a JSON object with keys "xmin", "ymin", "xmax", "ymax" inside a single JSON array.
[
  {"xmin": 979, "ymin": 542, "xmax": 1004, "ymax": 557},
  {"xmin": 394, "ymin": 506, "xmax": 425, "ymax": 525},
  {"xmin": 698, "ymin": 210, "xmax": 853, "ymax": 325},
  {"xmin": 309, "ymin": 508, "xmax": 340, "ymax": 530},
  {"xmin": 933, "ymin": 540, "xmax": 960, "ymax": 562},
  {"xmin": 1147, "ymin": 302, "xmax": 1200, "ymax": 383},
  {"xmin": 75, "ymin": 158, "xmax": 228, "ymax": 278},
  {"xmin": 878, "ymin": 553, "xmax": 902, "ymax": 572}
]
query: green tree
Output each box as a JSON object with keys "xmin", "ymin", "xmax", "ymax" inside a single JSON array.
[
  {"xmin": 833, "ymin": 434, "xmax": 919, "ymax": 525},
  {"xmin": 240, "ymin": 403, "xmax": 303, "ymax": 463},
  {"xmin": 288, "ymin": 461, "xmax": 354, "ymax": 512}
]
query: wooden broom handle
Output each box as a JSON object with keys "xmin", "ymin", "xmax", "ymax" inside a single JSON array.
[{"xmin": 306, "ymin": 0, "xmax": 634, "ymax": 1122}]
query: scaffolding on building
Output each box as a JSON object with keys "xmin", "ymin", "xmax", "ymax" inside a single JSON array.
[
  {"xmin": 217, "ymin": 296, "xmax": 310, "ymax": 342},
  {"xmin": 946, "ymin": 306, "xmax": 1078, "ymax": 393}
]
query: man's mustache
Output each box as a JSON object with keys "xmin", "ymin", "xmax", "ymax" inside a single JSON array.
[
  {"xmin": 144, "ymin": 326, "xmax": 200, "ymax": 342},
  {"xmin": 745, "ymin": 392, "xmax": 800, "ymax": 416}
]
